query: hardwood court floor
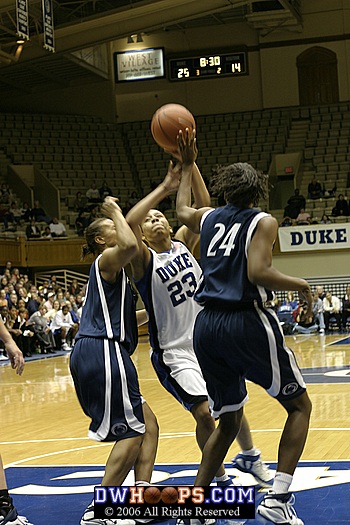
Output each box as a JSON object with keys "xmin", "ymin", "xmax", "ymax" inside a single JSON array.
[{"xmin": 1, "ymin": 332, "xmax": 349, "ymax": 469}]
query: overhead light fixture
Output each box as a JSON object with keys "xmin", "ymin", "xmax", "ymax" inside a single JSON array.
[
  {"xmin": 127, "ymin": 35, "xmax": 134, "ymax": 44},
  {"xmin": 16, "ymin": 39, "xmax": 25, "ymax": 44},
  {"xmin": 136, "ymin": 33, "xmax": 143, "ymax": 43}
]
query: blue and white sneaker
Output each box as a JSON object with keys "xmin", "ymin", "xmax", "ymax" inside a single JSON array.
[
  {"xmin": 0, "ymin": 508, "xmax": 34, "ymax": 525},
  {"xmin": 232, "ymin": 452, "xmax": 273, "ymax": 488},
  {"xmin": 80, "ymin": 503, "xmax": 136, "ymax": 525},
  {"xmin": 257, "ymin": 491, "xmax": 303, "ymax": 524},
  {"xmin": 216, "ymin": 477, "xmax": 234, "ymax": 487}
]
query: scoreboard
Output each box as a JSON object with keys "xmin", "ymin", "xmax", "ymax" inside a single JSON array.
[{"xmin": 168, "ymin": 51, "xmax": 248, "ymax": 81}]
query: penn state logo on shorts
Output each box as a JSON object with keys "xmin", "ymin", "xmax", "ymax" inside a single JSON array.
[
  {"xmin": 282, "ymin": 382, "xmax": 299, "ymax": 395},
  {"xmin": 111, "ymin": 423, "xmax": 128, "ymax": 436}
]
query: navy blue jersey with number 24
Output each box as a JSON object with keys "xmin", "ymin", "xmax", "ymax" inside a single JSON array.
[{"xmin": 195, "ymin": 204, "xmax": 274, "ymax": 308}]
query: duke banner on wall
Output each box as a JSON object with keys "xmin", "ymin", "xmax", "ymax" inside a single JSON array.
[{"xmin": 278, "ymin": 223, "xmax": 350, "ymax": 252}]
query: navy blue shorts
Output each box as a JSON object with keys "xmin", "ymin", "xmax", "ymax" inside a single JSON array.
[
  {"xmin": 70, "ymin": 337, "xmax": 145, "ymax": 441},
  {"xmin": 194, "ymin": 304, "xmax": 306, "ymax": 418}
]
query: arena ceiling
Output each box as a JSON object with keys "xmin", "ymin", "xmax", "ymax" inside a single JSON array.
[{"xmin": 0, "ymin": 0, "xmax": 302, "ymax": 97}]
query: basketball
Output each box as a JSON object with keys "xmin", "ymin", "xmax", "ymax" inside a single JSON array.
[
  {"xmin": 143, "ymin": 486, "xmax": 162, "ymax": 504},
  {"xmin": 161, "ymin": 486, "xmax": 179, "ymax": 504},
  {"xmin": 151, "ymin": 103, "xmax": 196, "ymax": 153}
]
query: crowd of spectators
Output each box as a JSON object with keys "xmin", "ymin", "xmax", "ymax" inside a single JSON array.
[
  {"xmin": 0, "ymin": 257, "xmax": 349, "ymax": 364},
  {"xmin": 0, "ymin": 261, "xmax": 84, "ymax": 360},
  {"xmin": 273, "ymin": 284, "xmax": 350, "ymax": 335},
  {"xmin": 281, "ymin": 183, "xmax": 350, "ymax": 227}
]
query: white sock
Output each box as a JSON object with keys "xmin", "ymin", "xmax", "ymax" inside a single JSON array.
[
  {"xmin": 241, "ymin": 447, "xmax": 260, "ymax": 456},
  {"xmin": 272, "ymin": 472, "xmax": 293, "ymax": 494},
  {"xmin": 135, "ymin": 480, "xmax": 151, "ymax": 486},
  {"xmin": 215, "ymin": 473, "xmax": 230, "ymax": 482}
]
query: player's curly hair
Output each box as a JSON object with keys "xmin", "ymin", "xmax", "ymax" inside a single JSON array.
[
  {"xmin": 81, "ymin": 218, "xmax": 107, "ymax": 260},
  {"xmin": 210, "ymin": 162, "xmax": 268, "ymax": 208}
]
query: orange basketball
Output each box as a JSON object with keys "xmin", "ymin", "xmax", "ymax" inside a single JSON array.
[
  {"xmin": 161, "ymin": 486, "xmax": 179, "ymax": 504},
  {"xmin": 144, "ymin": 486, "xmax": 162, "ymax": 504},
  {"xmin": 151, "ymin": 103, "xmax": 196, "ymax": 153}
]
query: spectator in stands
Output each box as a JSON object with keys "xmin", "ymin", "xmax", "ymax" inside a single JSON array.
[
  {"xmin": 73, "ymin": 191, "xmax": 88, "ymax": 213},
  {"xmin": 67, "ymin": 279, "xmax": 81, "ymax": 296},
  {"xmin": 282, "ymin": 291, "xmax": 299, "ymax": 312},
  {"xmin": 296, "ymin": 207, "xmax": 311, "ymax": 225},
  {"xmin": 312, "ymin": 291, "xmax": 325, "ymax": 334},
  {"xmin": 0, "ymin": 261, "xmax": 12, "ymax": 278},
  {"xmin": 41, "ymin": 226, "xmax": 53, "ymax": 240},
  {"xmin": 323, "ymin": 291, "xmax": 341, "ymax": 332},
  {"xmin": 26, "ymin": 219, "xmax": 41, "ymax": 239},
  {"xmin": 0, "ymin": 290, "xmax": 8, "ymax": 308},
  {"xmin": 26, "ymin": 291, "xmax": 41, "ymax": 317},
  {"xmin": 50, "ymin": 303, "xmax": 79, "ymax": 351},
  {"xmin": 5, "ymin": 306, "xmax": 24, "ymax": 347},
  {"xmin": 308, "ymin": 176, "xmax": 323, "ymax": 199},
  {"xmin": 49, "ymin": 217, "xmax": 67, "ymax": 237},
  {"xmin": 316, "ymin": 285, "xmax": 326, "ymax": 301},
  {"xmin": 13, "ymin": 306, "xmax": 33, "ymax": 357},
  {"xmin": 44, "ymin": 299, "xmax": 61, "ymax": 324},
  {"xmin": 7, "ymin": 292, "xmax": 18, "ymax": 310},
  {"xmin": 283, "ymin": 188, "xmax": 306, "ymax": 219},
  {"xmin": 20, "ymin": 201, "xmax": 32, "ymax": 222},
  {"xmin": 44, "ymin": 292, "xmax": 55, "ymax": 311},
  {"xmin": 332, "ymin": 194, "xmax": 349, "ymax": 217},
  {"xmin": 27, "ymin": 305, "xmax": 56, "ymax": 354},
  {"xmin": 99, "ymin": 180, "xmax": 113, "ymax": 200},
  {"xmin": 86, "ymin": 205, "xmax": 99, "ymax": 226},
  {"xmin": 30, "ymin": 200, "xmax": 51, "ymax": 224},
  {"xmin": 320, "ymin": 213, "xmax": 332, "ymax": 224},
  {"xmin": 279, "ymin": 216, "xmax": 294, "ymax": 227},
  {"xmin": 75, "ymin": 211, "xmax": 87, "ymax": 236},
  {"xmin": 341, "ymin": 286, "xmax": 350, "ymax": 330},
  {"xmin": 293, "ymin": 303, "xmax": 319, "ymax": 334},
  {"xmin": 86, "ymin": 182, "xmax": 101, "ymax": 208},
  {"xmin": 0, "ymin": 183, "xmax": 12, "ymax": 204}
]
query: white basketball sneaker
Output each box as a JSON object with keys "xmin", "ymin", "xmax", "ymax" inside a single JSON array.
[
  {"xmin": 232, "ymin": 452, "xmax": 273, "ymax": 487},
  {"xmin": 257, "ymin": 491, "xmax": 304, "ymax": 525}
]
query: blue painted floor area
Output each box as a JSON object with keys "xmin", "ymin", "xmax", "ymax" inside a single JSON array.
[{"xmin": 7, "ymin": 461, "xmax": 350, "ymax": 525}]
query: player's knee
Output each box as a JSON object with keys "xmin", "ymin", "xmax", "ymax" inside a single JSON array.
[
  {"xmin": 191, "ymin": 401, "xmax": 214, "ymax": 428},
  {"xmin": 219, "ymin": 409, "xmax": 243, "ymax": 438}
]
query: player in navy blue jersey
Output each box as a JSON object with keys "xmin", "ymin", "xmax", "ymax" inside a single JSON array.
[
  {"xmin": 126, "ymin": 158, "xmax": 272, "ymax": 490},
  {"xmin": 70, "ymin": 197, "xmax": 159, "ymax": 525},
  {"xmin": 176, "ymin": 130, "xmax": 312, "ymax": 525}
]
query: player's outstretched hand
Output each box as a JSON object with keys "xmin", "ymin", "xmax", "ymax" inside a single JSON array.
[
  {"xmin": 177, "ymin": 128, "xmax": 197, "ymax": 167},
  {"xmin": 101, "ymin": 196, "xmax": 122, "ymax": 217},
  {"xmin": 5, "ymin": 339, "xmax": 25, "ymax": 375},
  {"xmin": 162, "ymin": 161, "xmax": 181, "ymax": 194}
]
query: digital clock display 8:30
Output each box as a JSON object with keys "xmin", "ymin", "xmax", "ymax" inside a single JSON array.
[{"xmin": 168, "ymin": 51, "xmax": 247, "ymax": 81}]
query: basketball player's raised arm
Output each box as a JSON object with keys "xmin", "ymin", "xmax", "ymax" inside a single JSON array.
[
  {"xmin": 176, "ymin": 130, "xmax": 210, "ymax": 234},
  {"xmin": 99, "ymin": 197, "xmax": 138, "ymax": 282},
  {"xmin": 126, "ymin": 162, "xmax": 180, "ymax": 230},
  {"xmin": 247, "ymin": 215, "xmax": 312, "ymax": 315},
  {"xmin": 125, "ymin": 162, "xmax": 180, "ymax": 279}
]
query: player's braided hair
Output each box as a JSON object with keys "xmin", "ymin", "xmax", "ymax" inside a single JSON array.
[
  {"xmin": 210, "ymin": 162, "xmax": 268, "ymax": 208},
  {"xmin": 81, "ymin": 218, "xmax": 106, "ymax": 260}
]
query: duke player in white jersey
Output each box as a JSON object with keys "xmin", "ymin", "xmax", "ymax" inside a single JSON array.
[
  {"xmin": 176, "ymin": 130, "xmax": 313, "ymax": 525},
  {"xmin": 126, "ymin": 159, "xmax": 272, "ymax": 489},
  {"xmin": 70, "ymin": 197, "xmax": 158, "ymax": 525}
]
